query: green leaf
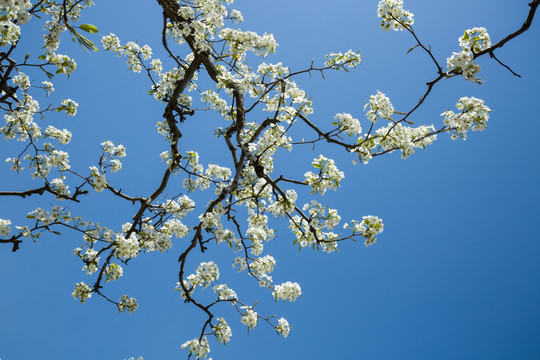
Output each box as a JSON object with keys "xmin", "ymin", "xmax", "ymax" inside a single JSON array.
[
  {"xmin": 67, "ymin": 26, "xmax": 99, "ymax": 52},
  {"xmin": 80, "ymin": 24, "xmax": 98, "ymax": 33},
  {"xmin": 38, "ymin": 54, "xmax": 46, "ymax": 60},
  {"xmin": 406, "ymin": 44, "xmax": 420, "ymax": 54}
]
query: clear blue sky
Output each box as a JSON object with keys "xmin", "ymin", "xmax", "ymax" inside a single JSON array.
[{"xmin": 1, "ymin": 0, "xmax": 540, "ymax": 359}]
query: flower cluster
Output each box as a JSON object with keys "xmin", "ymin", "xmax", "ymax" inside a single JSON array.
[
  {"xmin": 2, "ymin": 94, "xmax": 41, "ymax": 142},
  {"xmin": 246, "ymin": 212, "xmax": 275, "ymax": 256},
  {"xmin": 249, "ymin": 255, "xmax": 276, "ymax": 286},
  {"xmin": 101, "ymin": 34, "xmax": 153, "ymax": 74},
  {"xmin": 364, "ymin": 90, "xmax": 394, "ymax": 123},
  {"xmin": 377, "ymin": 0, "xmax": 414, "ymax": 31},
  {"xmin": 114, "ymin": 233, "xmax": 140, "ymax": 259},
  {"xmin": 105, "ymin": 262, "xmax": 124, "ymax": 282},
  {"xmin": 60, "ymin": 99, "xmax": 78, "ymax": 116},
  {"xmin": 47, "ymin": 53, "xmax": 77, "ymax": 76},
  {"xmin": 117, "ymin": 295, "xmax": 138, "ymax": 313},
  {"xmin": 376, "ymin": 123, "xmax": 437, "ymax": 159},
  {"xmin": 345, "ymin": 215, "xmax": 385, "ymax": 247},
  {"xmin": 138, "ymin": 223, "xmax": 173, "ymax": 253},
  {"xmin": 100, "ymin": 140, "xmax": 127, "ymax": 172},
  {"xmin": 334, "ymin": 113, "xmax": 362, "ymax": 136},
  {"xmin": 289, "ymin": 201, "xmax": 341, "ymax": 253},
  {"xmin": 181, "ymin": 336, "xmax": 211, "ymax": 359},
  {"xmin": 257, "ymin": 61, "xmax": 289, "ymax": 79},
  {"xmin": 0, "ymin": 19, "xmax": 21, "ymax": 47},
  {"xmin": 446, "ymin": 51, "xmax": 481, "ymax": 83},
  {"xmin": 45, "ymin": 126, "xmax": 72, "ymax": 145},
  {"xmin": 0, "ymin": 218, "xmax": 12, "ymax": 236},
  {"xmin": 441, "ymin": 96, "xmax": 491, "ymax": 140},
  {"xmin": 72, "ymin": 282, "xmax": 92, "ymax": 303},
  {"xmin": 12, "ymin": 72, "xmax": 30, "ymax": 90},
  {"xmin": 267, "ymin": 189, "xmax": 297, "ymax": 217},
  {"xmin": 0, "ymin": 0, "xmax": 31, "ymax": 46},
  {"xmin": 241, "ymin": 308, "xmax": 258, "ymax": 329},
  {"xmin": 213, "ymin": 317, "xmax": 232, "ymax": 344},
  {"xmin": 219, "ymin": 28, "xmax": 277, "ymax": 58},
  {"xmin": 273, "ymin": 281, "xmax": 302, "ymax": 302},
  {"xmin": 213, "ymin": 283, "xmax": 237, "ymax": 301},
  {"xmin": 27, "ymin": 206, "xmax": 70, "ymax": 226},
  {"xmin": 183, "ymin": 261, "xmax": 220, "ymax": 293},
  {"xmin": 81, "ymin": 248, "xmax": 99, "ymax": 274},
  {"xmin": 89, "ymin": 166, "xmax": 107, "ymax": 192},
  {"xmin": 324, "ymin": 50, "xmax": 361, "ymax": 69},
  {"xmin": 460, "ymin": 27, "xmax": 491, "ymax": 53},
  {"xmin": 276, "ymin": 317, "xmax": 291, "ymax": 338},
  {"xmin": 304, "ymin": 155, "xmax": 344, "ymax": 195},
  {"xmin": 447, "ymin": 27, "xmax": 491, "ymax": 83}
]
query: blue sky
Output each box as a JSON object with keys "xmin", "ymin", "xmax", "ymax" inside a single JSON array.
[{"xmin": 1, "ymin": 0, "xmax": 540, "ymax": 359}]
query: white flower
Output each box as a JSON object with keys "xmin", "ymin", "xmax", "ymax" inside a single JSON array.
[
  {"xmin": 13, "ymin": 72, "xmax": 30, "ymax": 90},
  {"xmin": 273, "ymin": 281, "xmax": 302, "ymax": 302},
  {"xmin": 276, "ymin": 317, "xmax": 290, "ymax": 338},
  {"xmin": 324, "ymin": 50, "xmax": 361, "ymax": 69},
  {"xmin": 459, "ymin": 27, "xmax": 491, "ymax": 53},
  {"xmin": 377, "ymin": 0, "xmax": 414, "ymax": 31},
  {"xmin": 334, "ymin": 113, "xmax": 362, "ymax": 136},
  {"xmin": 61, "ymin": 99, "xmax": 78, "ymax": 116},
  {"xmin": 184, "ymin": 262, "xmax": 220, "ymax": 290},
  {"xmin": 181, "ymin": 336, "xmax": 211, "ymax": 359},
  {"xmin": 117, "ymin": 295, "xmax": 138, "ymax": 313},
  {"xmin": 0, "ymin": 219, "xmax": 12, "ymax": 236},
  {"xmin": 213, "ymin": 317, "xmax": 232, "ymax": 344},
  {"xmin": 446, "ymin": 50, "xmax": 482, "ymax": 83},
  {"xmin": 105, "ymin": 263, "xmax": 124, "ymax": 282},
  {"xmin": 304, "ymin": 155, "xmax": 344, "ymax": 195},
  {"xmin": 114, "ymin": 233, "xmax": 140, "ymax": 259},
  {"xmin": 442, "ymin": 96, "xmax": 491, "ymax": 140},
  {"xmin": 89, "ymin": 166, "xmax": 107, "ymax": 192},
  {"xmin": 241, "ymin": 308, "xmax": 258, "ymax": 330},
  {"xmin": 72, "ymin": 282, "xmax": 92, "ymax": 303},
  {"xmin": 364, "ymin": 90, "xmax": 394, "ymax": 123},
  {"xmin": 349, "ymin": 215, "xmax": 384, "ymax": 247},
  {"xmin": 213, "ymin": 284, "xmax": 237, "ymax": 301}
]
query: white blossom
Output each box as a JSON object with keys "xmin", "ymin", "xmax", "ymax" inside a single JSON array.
[
  {"xmin": 213, "ymin": 317, "xmax": 232, "ymax": 344},
  {"xmin": 273, "ymin": 281, "xmax": 302, "ymax": 302},
  {"xmin": 241, "ymin": 308, "xmax": 258, "ymax": 329},
  {"xmin": 181, "ymin": 337, "xmax": 211, "ymax": 359},
  {"xmin": 72, "ymin": 282, "xmax": 92, "ymax": 303},
  {"xmin": 117, "ymin": 295, "xmax": 138, "ymax": 313},
  {"xmin": 377, "ymin": 0, "xmax": 414, "ymax": 31},
  {"xmin": 442, "ymin": 96, "xmax": 491, "ymax": 140},
  {"xmin": 276, "ymin": 317, "xmax": 290, "ymax": 338}
]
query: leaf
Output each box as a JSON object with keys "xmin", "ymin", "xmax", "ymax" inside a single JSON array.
[
  {"xmin": 44, "ymin": 70, "xmax": 54, "ymax": 79},
  {"xmin": 406, "ymin": 44, "xmax": 420, "ymax": 54},
  {"xmin": 38, "ymin": 54, "xmax": 47, "ymax": 60},
  {"xmin": 67, "ymin": 26, "xmax": 99, "ymax": 52},
  {"xmin": 80, "ymin": 24, "xmax": 98, "ymax": 33}
]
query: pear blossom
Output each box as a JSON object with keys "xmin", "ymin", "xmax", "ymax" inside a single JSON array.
[{"xmin": 241, "ymin": 308, "xmax": 258, "ymax": 329}]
